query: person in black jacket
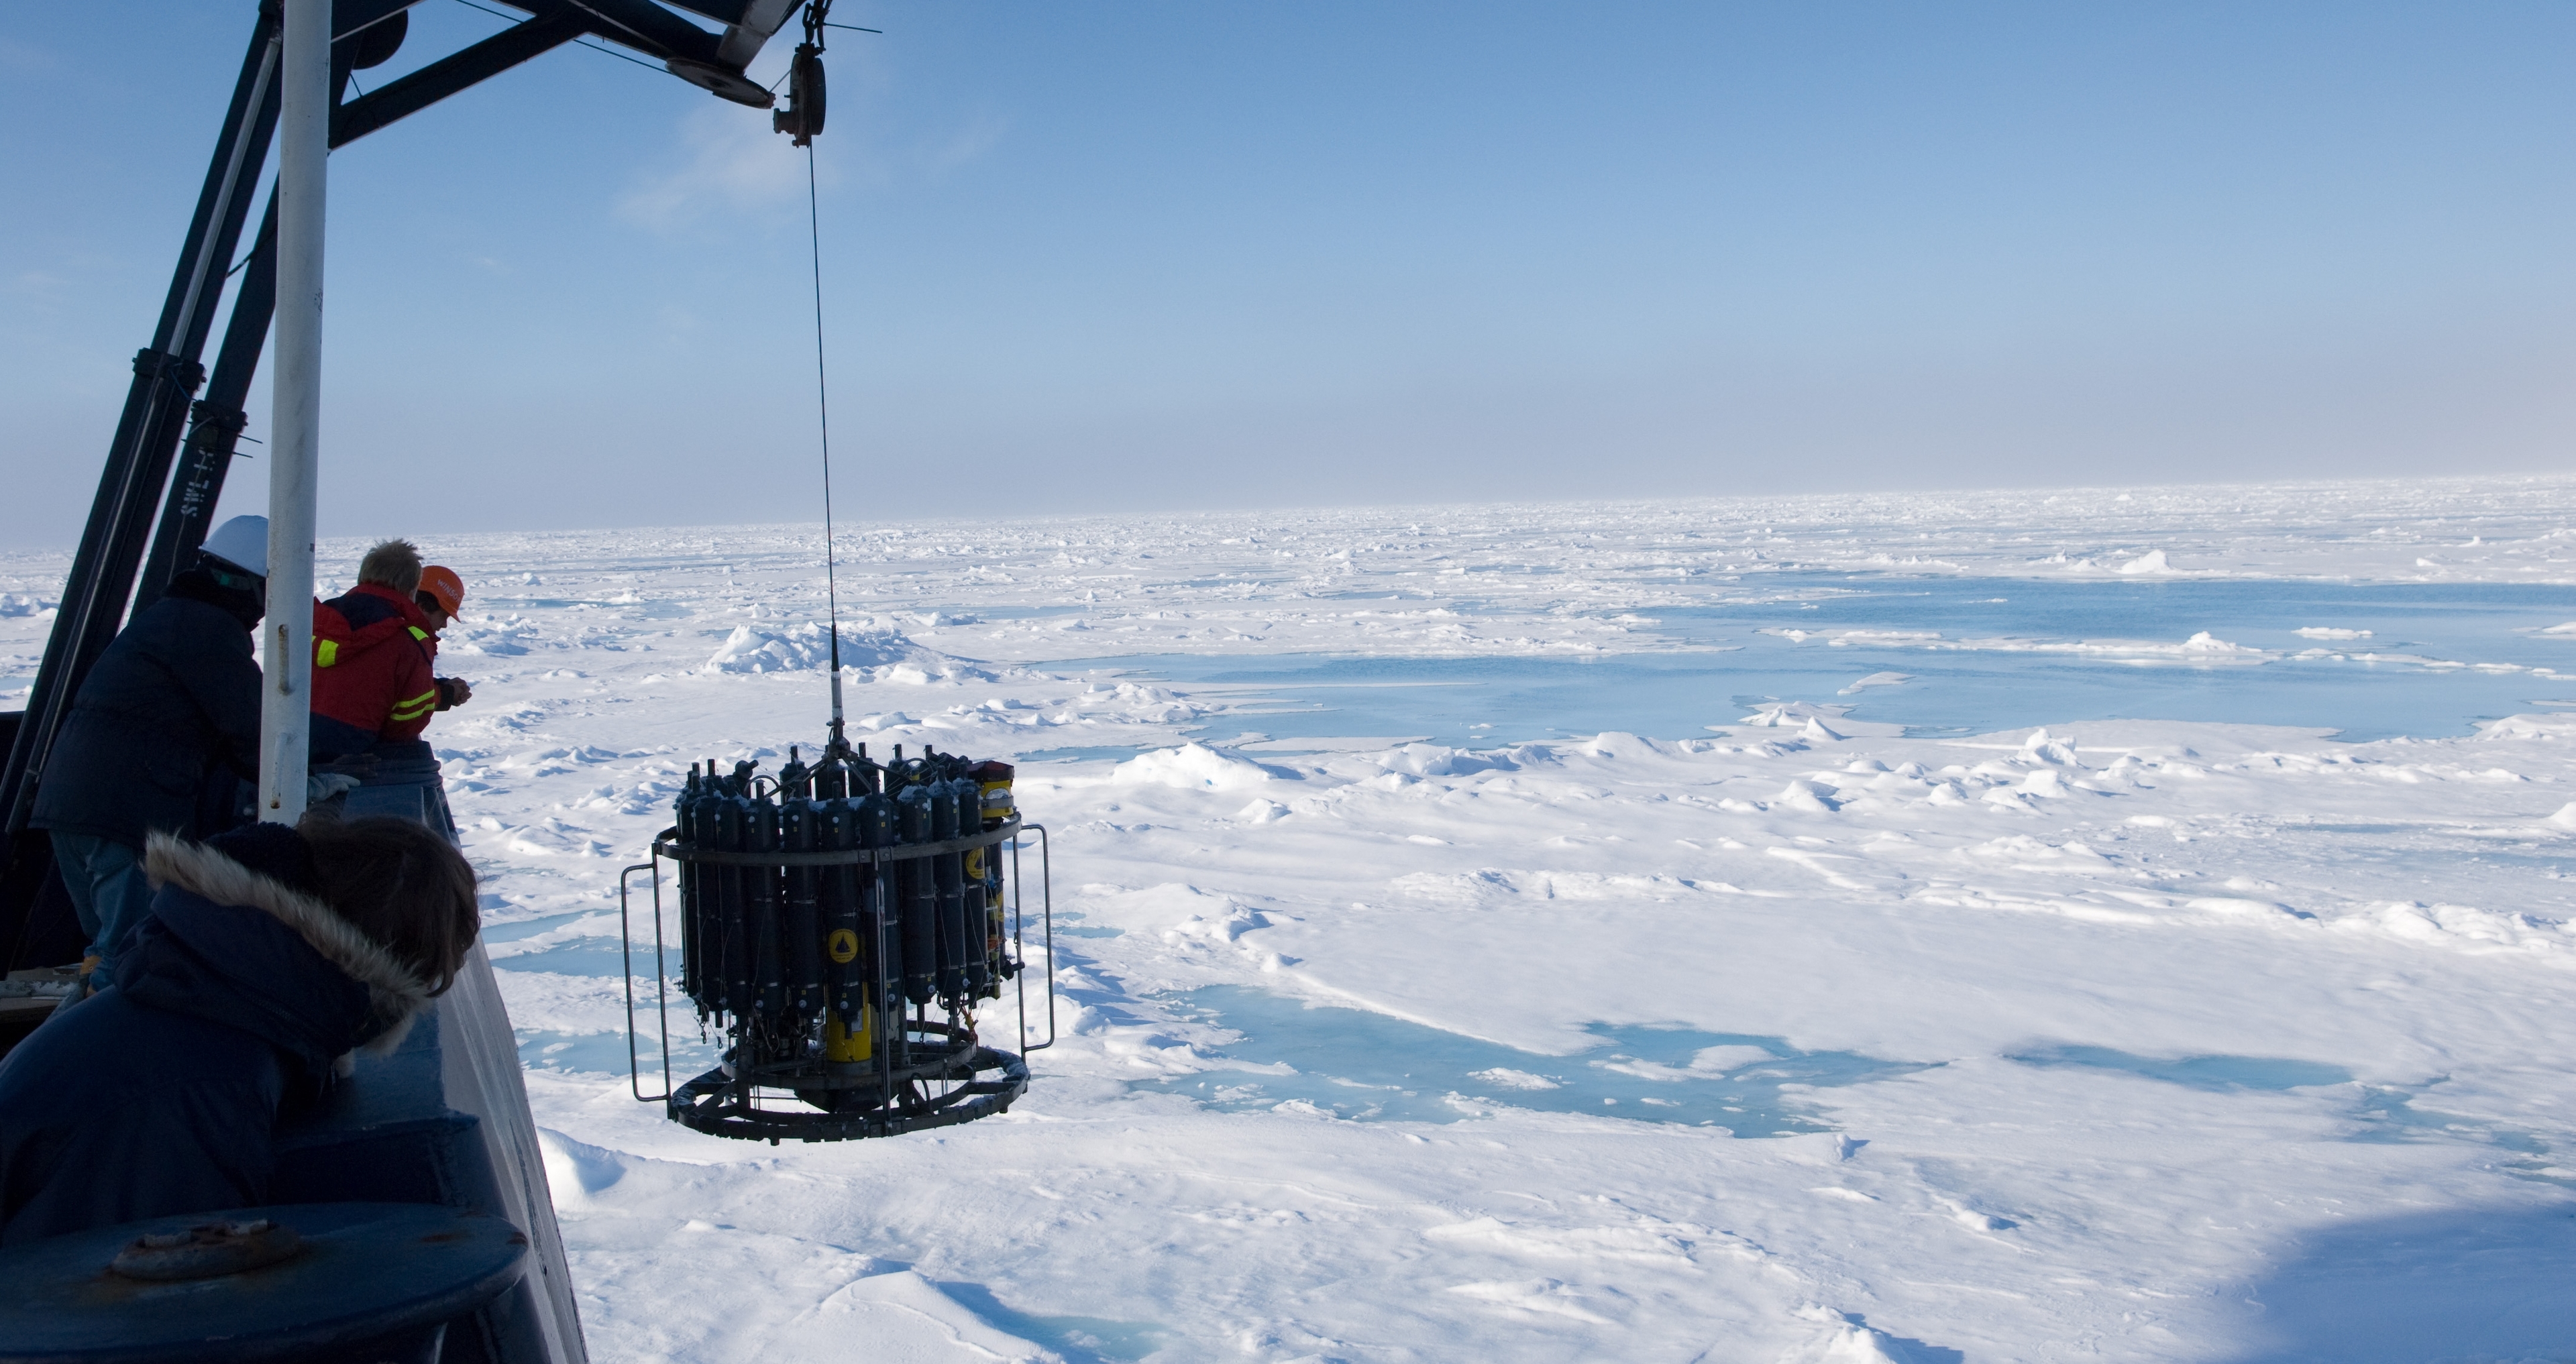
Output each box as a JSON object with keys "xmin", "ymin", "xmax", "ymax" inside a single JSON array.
[
  {"xmin": 0, "ymin": 815, "xmax": 479, "ymax": 1245},
  {"xmin": 30, "ymin": 515, "xmax": 268, "ymax": 992}
]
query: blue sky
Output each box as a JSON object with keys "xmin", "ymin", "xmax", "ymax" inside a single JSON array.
[{"xmin": 4, "ymin": 2, "xmax": 2572, "ymax": 548}]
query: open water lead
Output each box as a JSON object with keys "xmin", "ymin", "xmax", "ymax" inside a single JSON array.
[{"xmin": 621, "ymin": 741, "xmax": 1053, "ymax": 1142}]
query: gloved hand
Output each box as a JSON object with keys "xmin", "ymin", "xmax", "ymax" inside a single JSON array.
[
  {"xmin": 435, "ymin": 677, "xmax": 473, "ymax": 709},
  {"xmin": 306, "ymin": 753, "xmax": 376, "ymax": 803}
]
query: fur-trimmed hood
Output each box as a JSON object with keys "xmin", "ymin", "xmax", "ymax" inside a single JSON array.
[{"xmin": 140, "ymin": 830, "xmax": 434, "ymax": 1057}]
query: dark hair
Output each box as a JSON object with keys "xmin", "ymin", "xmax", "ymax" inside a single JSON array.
[{"xmin": 297, "ymin": 815, "xmax": 480, "ymax": 996}]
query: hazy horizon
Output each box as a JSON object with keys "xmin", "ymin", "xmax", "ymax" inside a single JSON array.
[
  {"xmin": 7, "ymin": 1, "xmax": 2573, "ymax": 552},
  {"xmin": 7, "ymin": 469, "xmax": 2573, "ymax": 561}
]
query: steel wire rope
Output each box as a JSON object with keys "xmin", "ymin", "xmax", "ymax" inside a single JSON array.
[
  {"xmin": 448, "ymin": 0, "xmax": 669, "ymax": 73},
  {"xmin": 804, "ymin": 139, "xmax": 849, "ymax": 735}
]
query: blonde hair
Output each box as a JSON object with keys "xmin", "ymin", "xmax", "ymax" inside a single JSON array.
[{"xmin": 357, "ymin": 539, "xmax": 424, "ymax": 593}]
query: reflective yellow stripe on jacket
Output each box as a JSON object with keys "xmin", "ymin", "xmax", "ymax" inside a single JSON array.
[
  {"xmin": 388, "ymin": 688, "xmax": 439, "ymax": 724},
  {"xmin": 315, "ymin": 639, "xmax": 339, "ymax": 667}
]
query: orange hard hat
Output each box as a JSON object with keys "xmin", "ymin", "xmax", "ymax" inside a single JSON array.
[{"xmin": 418, "ymin": 565, "xmax": 466, "ymax": 618}]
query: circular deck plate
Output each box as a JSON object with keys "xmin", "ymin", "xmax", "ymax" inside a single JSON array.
[{"xmin": 0, "ymin": 1203, "xmax": 526, "ymax": 1364}]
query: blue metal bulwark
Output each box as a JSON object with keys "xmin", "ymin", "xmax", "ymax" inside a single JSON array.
[{"xmin": 273, "ymin": 950, "xmax": 586, "ymax": 1364}]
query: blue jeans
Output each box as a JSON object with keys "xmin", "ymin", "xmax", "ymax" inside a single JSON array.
[
  {"xmin": 49, "ymin": 832, "xmax": 151, "ymax": 976},
  {"xmin": 315, "ymin": 740, "xmax": 460, "ymax": 847}
]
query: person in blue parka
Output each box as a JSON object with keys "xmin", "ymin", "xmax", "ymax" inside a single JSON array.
[
  {"xmin": 0, "ymin": 814, "xmax": 479, "ymax": 1245},
  {"xmin": 30, "ymin": 514, "xmax": 271, "ymax": 992}
]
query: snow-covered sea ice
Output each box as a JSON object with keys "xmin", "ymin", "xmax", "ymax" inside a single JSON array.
[{"xmin": 6, "ymin": 475, "xmax": 2575, "ymax": 1361}]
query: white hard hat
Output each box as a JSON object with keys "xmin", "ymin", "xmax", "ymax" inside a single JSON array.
[{"xmin": 199, "ymin": 515, "xmax": 269, "ymax": 577}]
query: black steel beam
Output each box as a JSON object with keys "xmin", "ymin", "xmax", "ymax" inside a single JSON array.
[
  {"xmin": 473, "ymin": 0, "xmax": 728, "ymax": 63},
  {"xmin": 564, "ymin": 0, "xmax": 722, "ymax": 64},
  {"xmin": 140, "ymin": 19, "xmax": 385, "ymax": 610},
  {"xmin": 330, "ymin": 7, "xmax": 588, "ymax": 146},
  {"xmin": 0, "ymin": 12, "xmax": 282, "ymax": 838},
  {"xmin": 144, "ymin": 15, "xmax": 282, "ymax": 355},
  {"xmin": 136, "ymin": 192, "xmax": 281, "ymax": 614}
]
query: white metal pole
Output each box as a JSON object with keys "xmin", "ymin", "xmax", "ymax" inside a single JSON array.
[{"xmin": 262, "ymin": 0, "xmax": 328, "ymax": 824}]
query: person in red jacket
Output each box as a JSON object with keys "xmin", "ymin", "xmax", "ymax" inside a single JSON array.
[
  {"xmin": 310, "ymin": 543, "xmax": 475, "ymax": 843},
  {"xmin": 310, "ymin": 539, "xmax": 440, "ymax": 762}
]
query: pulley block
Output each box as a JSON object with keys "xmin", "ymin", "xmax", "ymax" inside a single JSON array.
[{"xmin": 774, "ymin": 42, "xmax": 826, "ymax": 146}]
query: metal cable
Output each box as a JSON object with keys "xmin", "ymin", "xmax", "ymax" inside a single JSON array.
[
  {"xmin": 447, "ymin": 0, "xmax": 667, "ymax": 72},
  {"xmin": 806, "ymin": 139, "xmax": 847, "ymax": 734}
]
